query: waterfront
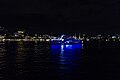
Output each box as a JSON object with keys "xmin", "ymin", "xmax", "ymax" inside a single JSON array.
[{"xmin": 0, "ymin": 41, "xmax": 120, "ymax": 80}]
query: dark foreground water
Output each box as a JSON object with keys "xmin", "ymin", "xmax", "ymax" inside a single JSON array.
[{"xmin": 0, "ymin": 41, "xmax": 120, "ymax": 80}]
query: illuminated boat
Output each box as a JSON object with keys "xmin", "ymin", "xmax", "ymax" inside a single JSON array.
[
  {"xmin": 51, "ymin": 35, "xmax": 81, "ymax": 44},
  {"xmin": 51, "ymin": 39, "xmax": 81, "ymax": 44}
]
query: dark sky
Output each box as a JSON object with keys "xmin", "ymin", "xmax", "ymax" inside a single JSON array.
[{"xmin": 0, "ymin": 0, "xmax": 120, "ymax": 33}]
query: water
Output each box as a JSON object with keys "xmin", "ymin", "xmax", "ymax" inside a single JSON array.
[{"xmin": 0, "ymin": 41, "xmax": 120, "ymax": 80}]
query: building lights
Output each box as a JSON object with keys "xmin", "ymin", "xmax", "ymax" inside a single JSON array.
[{"xmin": 86, "ymin": 39, "xmax": 90, "ymax": 41}]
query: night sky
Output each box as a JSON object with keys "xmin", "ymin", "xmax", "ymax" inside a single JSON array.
[{"xmin": 0, "ymin": 0, "xmax": 120, "ymax": 33}]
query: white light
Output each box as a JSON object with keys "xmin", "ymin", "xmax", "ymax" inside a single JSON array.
[
  {"xmin": 66, "ymin": 41, "xmax": 69, "ymax": 43},
  {"xmin": 2, "ymin": 39, "xmax": 5, "ymax": 41},
  {"xmin": 86, "ymin": 39, "xmax": 90, "ymax": 41},
  {"xmin": 82, "ymin": 44, "xmax": 83, "ymax": 47},
  {"xmin": 61, "ymin": 45, "xmax": 64, "ymax": 49},
  {"xmin": 82, "ymin": 41, "xmax": 83, "ymax": 43},
  {"xmin": 112, "ymin": 36, "xmax": 116, "ymax": 39},
  {"xmin": 61, "ymin": 45, "xmax": 64, "ymax": 54},
  {"xmin": 46, "ymin": 39, "xmax": 50, "ymax": 41},
  {"xmin": 61, "ymin": 39, "xmax": 64, "ymax": 41},
  {"xmin": 66, "ymin": 45, "xmax": 72, "ymax": 48},
  {"xmin": 66, "ymin": 45, "xmax": 69, "ymax": 47}
]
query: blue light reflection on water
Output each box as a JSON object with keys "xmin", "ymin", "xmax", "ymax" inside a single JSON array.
[
  {"xmin": 51, "ymin": 44, "xmax": 82, "ymax": 50},
  {"xmin": 51, "ymin": 44, "xmax": 82, "ymax": 55},
  {"xmin": 50, "ymin": 44, "xmax": 82, "ymax": 76}
]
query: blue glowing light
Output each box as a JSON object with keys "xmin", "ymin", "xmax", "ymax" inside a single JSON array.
[
  {"xmin": 66, "ymin": 45, "xmax": 72, "ymax": 49},
  {"xmin": 51, "ymin": 44, "xmax": 82, "ymax": 50},
  {"xmin": 50, "ymin": 44, "xmax": 82, "ymax": 70}
]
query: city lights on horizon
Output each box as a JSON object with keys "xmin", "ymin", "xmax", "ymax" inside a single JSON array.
[{"xmin": 0, "ymin": 26, "xmax": 119, "ymax": 42}]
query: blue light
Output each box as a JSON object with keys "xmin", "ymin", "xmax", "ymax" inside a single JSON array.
[
  {"xmin": 51, "ymin": 44, "xmax": 82, "ymax": 50},
  {"xmin": 51, "ymin": 45, "xmax": 61, "ymax": 49},
  {"xmin": 65, "ymin": 41, "xmax": 70, "ymax": 43},
  {"xmin": 51, "ymin": 44, "xmax": 82, "ymax": 71},
  {"xmin": 66, "ymin": 45, "xmax": 72, "ymax": 49},
  {"xmin": 50, "ymin": 43, "xmax": 82, "ymax": 73}
]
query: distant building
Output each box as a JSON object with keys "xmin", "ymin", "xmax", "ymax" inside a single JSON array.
[{"xmin": 14, "ymin": 31, "xmax": 25, "ymax": 38}]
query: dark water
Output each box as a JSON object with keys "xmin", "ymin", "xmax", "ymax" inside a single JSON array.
[{"xmin": 0, "ymin": 41, "xmax": 120, "ymax": 80}]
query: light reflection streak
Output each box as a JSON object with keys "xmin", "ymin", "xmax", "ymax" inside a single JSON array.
[
  {"xmin": 61, "ymin": 44, "xmax": 64, "ymax": 55},
  {"xmin": 16, "ymin": 41, "xmax": 26, "ymax": 77},
  {"xmin": 0, "ymin": 42, "xmax": 6, "ymax": 79},
  {"xmin": 51, "ymin": 44, "xmax": 82, "ymax": 75}
]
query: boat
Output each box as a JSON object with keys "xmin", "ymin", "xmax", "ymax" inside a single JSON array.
[
  {"xmin": 51, "ymin": 35, "xmax": 81, "ymax": 45},
  {"xmin": 63, "ymin": 38, "xmax": 81, "ymax": 44},
  {"xmin": 51, "ymin": 35, "xmax": 82, "ymax": 44}
]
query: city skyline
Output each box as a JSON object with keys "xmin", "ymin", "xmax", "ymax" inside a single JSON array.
[{"xmin": 0, "ymin": 26, "xmax": 120, "ymax": 36}]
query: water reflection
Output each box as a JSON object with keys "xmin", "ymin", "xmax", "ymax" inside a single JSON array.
[
  {"xmin": 0, "ymin": 41, "xmax": 119, "ymax": 80},
  {"xmin": 51, "ymin": 44, "xmax": 82, "ymax": 78},
  {"xmin": 16, "ymin": 41, "xmax": 27, "ymax": 80},
  {"xmin": 30, "ymin": 42, "xmax": 51, "ymax": 79},
  {"xmin": 0, "ymin": 42, "xmax": 6, "ymax": 80},
  {"xmin": 60, "ymin": 45, "xmax": 64, "ymax": 54},
  {"xmin": 0, "ymin": 42, "xmax": 84, "ymax": 80}
]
